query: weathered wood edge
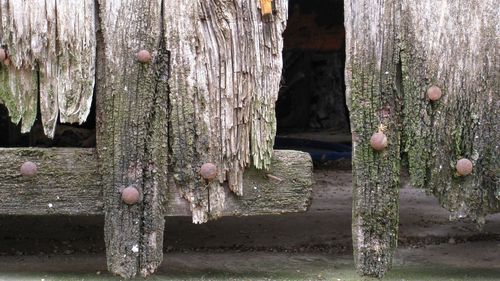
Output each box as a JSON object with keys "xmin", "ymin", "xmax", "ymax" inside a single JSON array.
[
  {"xmin": 0, "ymin": 148, "xmax": 313, "ymax": 216},
  {"xmin": 345, "ymin": 0, "xmax": 402, "ymax": 278}
]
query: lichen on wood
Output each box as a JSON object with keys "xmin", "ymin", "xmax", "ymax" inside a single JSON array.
[
  {"xmin": 400, "ymin": 0, "xmax": 499, "ymax": 225},
  {"xmin": 0, "ymin": 148, "xmax": 312, "ymax": 217},
  {"xmin": 345, "ymin": 0, "xmax": 499, "ymax": 278},
  {"xmin": 0, "ymin": 0, "xmax": 95, "ymax": 137},
  {"xmin": 165, "ymin": 0, "xmax": 288, "ymax": 223},
  {"xmin": 345, "ymin": 0, "xmax": 402, "ymax": 278},
  {"xmin": 96, "ymin": 0, "xmax": 168, "ymax": 278}
]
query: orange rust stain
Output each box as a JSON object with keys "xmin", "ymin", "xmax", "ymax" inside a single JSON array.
[{"xmin": 261, "ymin": 0, "xmax": 273, "ymax": 16}]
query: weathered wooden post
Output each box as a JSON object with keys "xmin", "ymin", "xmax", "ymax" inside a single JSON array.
[
  {"xmin": 345, "ymin": 0, "xmax": 499, "ymax": 278},
  {"xmin": 96, "ymin": 0, "xmax": 168, "ymax": 277},
  {"xmin": 1, "ymin": 0, "xmax": 314, "ymax": 279}
]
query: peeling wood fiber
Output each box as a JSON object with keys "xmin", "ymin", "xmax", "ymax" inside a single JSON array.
[
  {"xmin": 165, "ymin": 0, "xmax": 288, "ymax": 223},
  {"xmin": 0, "ymin": 0, "xmax": 96, "ymax": 138}
]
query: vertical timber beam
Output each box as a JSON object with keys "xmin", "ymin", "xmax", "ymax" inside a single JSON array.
[
  {"xmin": 345, "ymin": 0, "xmax": 402, "ymax": 278},
  {"xmin": 164, "ymin": 0, "xmax": 288, "ymax": 223},
  {"xmin": 96, "ymin": 0, "xmax": 168, "ymax": 278},
  {"xmin": 400, "ymin": 0, "xmax": 500, "ymax": 224}
]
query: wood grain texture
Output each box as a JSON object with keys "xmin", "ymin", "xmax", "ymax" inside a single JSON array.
[
  {"xmin": 0, "ymin": 148, "xmax": 312, "ymax": 217},
  {"xmin": 96, "ymin": 0, "xmax": 168, "ymax": 277},
  {"xmin": 400, "ymin": 0, "xmax": 500, "ymax": 224},
  {"xmin": 0, "ymin": 148, "xmax": 101, "ymax": 215},
  {"xmin": 0, "ymin": 0, "xmax": 95, "ymax": 137},
  {"xmin": 345, "ymin": 0, "xmax": 499, "ymax": 277},
  {"xmin": 165, "ymin": 0, "xmax": 288, "ymax": 224},
  {"xmin": 345, "ymin": 0, "xmax": 402, "ymax": 278}
]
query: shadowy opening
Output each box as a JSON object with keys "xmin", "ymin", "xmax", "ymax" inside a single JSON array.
[
  {"xmin": 0, "ymin": 93, "xmax": 96, "ymax": 148},
  {"xmin": 275, "ymin": 0, "xmax": 350, "ymax": 167}
]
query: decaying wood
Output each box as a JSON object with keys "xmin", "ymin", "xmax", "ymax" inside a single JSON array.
[
  {"xmin": 165, "ymin": 0, "xmax": 288, "ymax": 224},
  {"xmin": 0, "ymin": 148, "xmax": 313, "ymax": 217},
  {"xmin": 0, "ymin": 0, "xmax": 95, "ymax": 137},
  {"xmin": 345, "ymin": 0, "xmax": 499, "ymax": 278},
  {"xmin": 96, "ymin": 0, "xmax": 168, "ymax": 278},
  {"xmin": 0, "ymin": 148, "xmax": 102, "ymax": 215},
  {"xmin": 166, "ymin": 150, "xmax": 313, "ymax": 217},
  {"xmin": 400, "ymin": 0, "xmax": 500, "ymax": 224},
  {"xmin": 345, "ymin": 0, "xmax": 402, "ymax": 278}
]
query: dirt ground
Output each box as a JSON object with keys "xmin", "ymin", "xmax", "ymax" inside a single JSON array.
[{"xmin": 0, "ymin": 168, "xmax": 499, "ymax": 280}]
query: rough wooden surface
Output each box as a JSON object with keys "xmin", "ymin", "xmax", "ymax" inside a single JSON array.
[
  {"xmin": 0, "ymin": 148, "xmax": 312, "ymax": 217},
  {"xmin": 96, "ymin": 0, "xmax": 168, "ymax": 278},
  {"xmin": 345, "ymin": 0, "xmax": 499, "ymax": 278},
  {"xmin": 400, "ymin": 0, "xmax": 500, "ymax": 225},
  {"xmin": 345, "ymin": 0, "xmax": 402, "ymax": 278},
  {"xmin": 166, "ymin": 150, "xmax": 314, "ymax": 217},
  {"xmin": 0, "ymin": 148, "xmax": 101, "ymax": 215},
  {"xmin": 165, "ymin": 0, "xmax": 288, "ymax": 223},
  {"xmin": 0, "ymin": 0, "xmax": 95, "ymax": 137}
]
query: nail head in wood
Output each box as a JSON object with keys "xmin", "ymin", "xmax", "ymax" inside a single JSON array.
[
  {"xmin": 370, "ymin": 132, "xmax": 388, "ymax": 151},
  {"xmin": 427, "ymin": 85, "xmax": 442, "ymax": 101},
  {"xmin": 121, "ymin": 186, "xmax": 140, "ymax": 205},
  {"xmin": 136, "ymin": 50, "xmax": 151, "ymax": 63},
  {"xmin": 20, "ymin": 161, "xmax": 37, "ymax": 177},
  {"xmin": 456, "ymin": 158, "xmax": 473, "ymax": 176},
  {"xmin": 200, "ymin": 162, "xmax": 217, "ymax": 180},
  {"xmin": 0, "ymin": 48, "xmax": 6, "ymax": 61}
]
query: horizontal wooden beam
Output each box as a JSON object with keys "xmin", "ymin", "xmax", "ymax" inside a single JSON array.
[{"xmin": 0, "ymin": 148, "xmax": 313, "ymax": 216}]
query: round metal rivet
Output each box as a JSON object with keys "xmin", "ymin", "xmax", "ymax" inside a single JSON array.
[
  {"xmin": 121, "ymin": 186, "xmax": 140, "ymax": 205},
  {"xmin": 200, "ymin": 162, "xmax": 217, "ymax": 180},
  {"xmin": 456, "ymin": 158, "xmax": 473, "ymax": 176},
  {"xmin": 136, "ymin": 50, "xmax": 151, "ymax": 63},
  {"xmin": 427, "ymin": 85, "xmax": 442, "ymax": 101},
  {"xmin": 370, "ymin": 132, "xmax": 388, "ymax": 151},
  {"xmin": 20, "ymin": 161, "xmax": 37, "ymax": 177}
]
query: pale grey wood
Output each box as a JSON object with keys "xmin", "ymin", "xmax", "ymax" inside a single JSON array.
[
  {"xmin": 0, "ymin": 0, "xmax": 95, "ymax": 137},
  {"xmin": 165, "ymin": 0, "xmax": 289, "ymax": 223}
]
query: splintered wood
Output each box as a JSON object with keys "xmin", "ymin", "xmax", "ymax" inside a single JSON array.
[
  {"xmin": 165, "ymin": 0, "xmax": 288, "ymax": 223},
  {"xmin": 0, "ymin": 0, "xmax": 95, "ymax": 138}
]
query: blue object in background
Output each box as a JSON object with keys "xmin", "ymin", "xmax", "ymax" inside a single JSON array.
[{"xmin": 274, "ymin": 137, "xmax": 352, "ymax": 161}]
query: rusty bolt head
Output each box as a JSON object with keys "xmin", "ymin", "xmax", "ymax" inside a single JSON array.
[
  {"xmin": 370, "ymin": 132, "xmax": 388, "ymax": 151},
  {"xmin": 456, "ymin": 158, "xmax": 473, "ymax": 176},
  {"xmin": 20, "ymin": 161, "xmax": 37, "ymax": 177},
  {"xmin": 121, "ymin": 186, "xmax": 140, "ymax": 205},
  {"xmin": 0, "ymin": 48, "xmax": 6, "ymax": 61},
  {"xmin": 136, "ymin": 50, "xmax": 151, "ymax": 63},
  {"xmin": 427, "ymin": 86, "xmax": 442, "ymax": 101},
  {"xmin": 200, "ymin": 162, "xmax": 217, "ymax": 180}
]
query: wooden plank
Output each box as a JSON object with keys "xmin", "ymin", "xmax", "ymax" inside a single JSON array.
[
  {"xmin": 345, "ymin": 0, "xmax": 402, "ymax": 278},
  {"xmin": 0, "ymin": 148, "xmax": 313, "ymax": 217},
  {"xmin": 96, "ymin": 0, "xmax": 167, "ymax": 277},
  {"xmin": 0, "ymin": 148, "xmax": 101, "ymax": 215},
  {"xmin": 165, "ymin": 0, "xmax": 289, "ymax": 223},
  {"xmin": 166, "ymin": 150, "xmax": 314, "ymax": 217}
]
